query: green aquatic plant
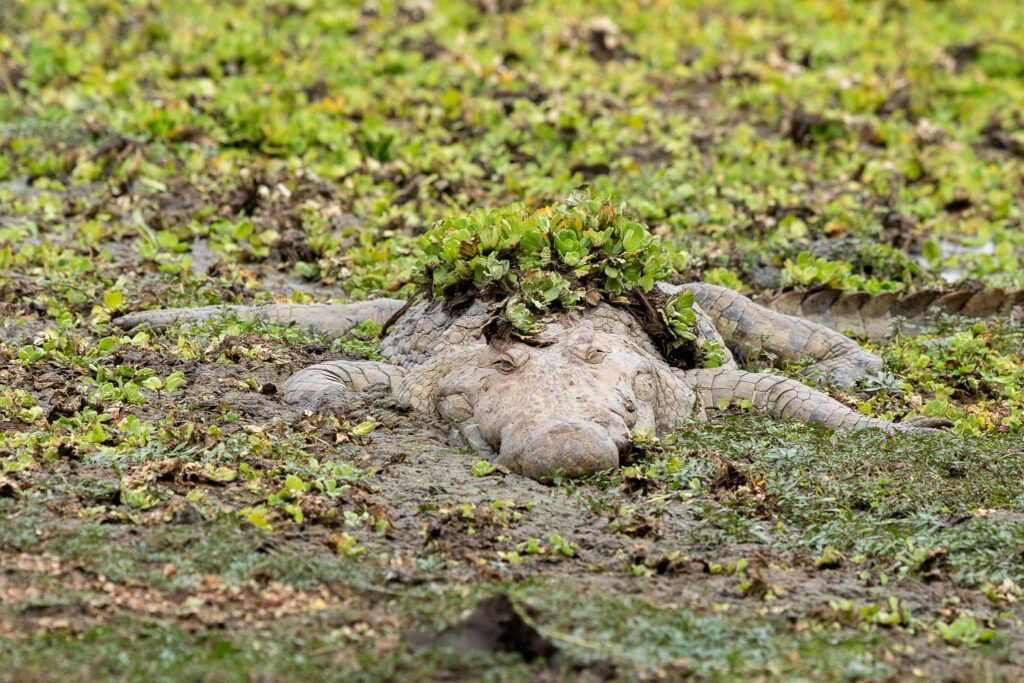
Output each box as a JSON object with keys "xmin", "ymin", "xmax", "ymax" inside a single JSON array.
[{"xmin": 417, "ymin": 197, "xmax": 722, "ymax": 367}]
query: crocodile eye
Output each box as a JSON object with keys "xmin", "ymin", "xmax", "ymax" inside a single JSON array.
[
  {"xmin": 478, "ymin": 347, "xmax": 527, "ymax": 371},
  {"xmin": 494, "ymin": 356, "xmax": 517, "ymax": 374}
]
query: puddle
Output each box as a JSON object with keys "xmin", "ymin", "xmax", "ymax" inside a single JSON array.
[{"xmin": 914, "ymin": 238, "xmax": 996, "ymax": 283}]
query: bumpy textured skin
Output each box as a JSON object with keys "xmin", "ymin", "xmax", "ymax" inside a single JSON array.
[
  {"xmin": 113, "ymin": 300, "xmax": 406, "ymax": 337},
  {"xmin": 115, "ymin": 283, "xmax": 952, "ymax": 482},
  {"xmin": 677, "ymin": 283, "xmax": 883, "ymax": 387},
  {"xmin": 757, "ymin": 287, "xmax": 1024, "ymax": 340}
]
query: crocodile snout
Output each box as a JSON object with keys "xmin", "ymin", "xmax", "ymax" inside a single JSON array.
[{"xmin": 496, "ymin": 419, "xmax": 623, "ymax": 482}]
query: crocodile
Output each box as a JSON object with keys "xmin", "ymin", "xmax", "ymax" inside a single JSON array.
[
  {"xmin": 114, "ymin": 282, "xmax": 954, "ymax": 482},
  {"xmin": 758, "ymin": 286, "xmax": 1024, "ymax": 340}
]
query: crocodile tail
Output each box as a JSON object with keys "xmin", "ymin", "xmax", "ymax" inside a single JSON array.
[{"xmin": 754, "ymin": 288, "xmax": 1024, "ymax": 340}]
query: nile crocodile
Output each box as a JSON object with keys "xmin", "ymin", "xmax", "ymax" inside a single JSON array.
[
  {"xmin": 114, "ymin": 282, "xmax": 954, "ymax": 482},
  {"xmin": 758, "ymin": 286, "xmax": 1024, "ymax": 340}
]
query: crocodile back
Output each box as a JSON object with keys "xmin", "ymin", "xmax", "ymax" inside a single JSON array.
[{"xmin": 380, "ymin": 299, "xmax": 489, "ymax": 367}]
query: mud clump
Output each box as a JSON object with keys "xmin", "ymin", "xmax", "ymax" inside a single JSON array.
[
  {"xmin": 267, "ymin": 228, "xmax": 315, "ymax": 266},
  {"xmin": 410, "ymin": 594, "xmax": 558, "ymax": 660}
]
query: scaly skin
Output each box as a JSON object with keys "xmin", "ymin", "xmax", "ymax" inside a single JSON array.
[
  {"xmin": 757, "ymin": 286, "xmax": 1024, "ymax": 340},
  {"xmin": 683, "ymin": 368, "xmax": 947, "ymax": 432},
  {"xmin": 115, "ymin": 284, "xmax": 951, "ymax": 482},
  {"xmin": 113, "ymin": 300, "xmax": 406, "ymax": 338},
  {"xmin": 674, "ymin": 283, "xmax": 882, "ymax": 387}
]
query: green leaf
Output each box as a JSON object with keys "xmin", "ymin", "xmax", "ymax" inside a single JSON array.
[
  {"xmin": 121, "ymin": 382, "xmax": 146, "ymax": 404},
  {"xmin": 922, "ymin": 239, "xmax": 941, "ymax": 268},
  {"xmin": 103, "ymin": 290, "xmax": 124, "ymax": 309},
  {"xmin": 243, "ymin": 506, "xmax": 273, "ymax": 531},
  {"xmin": 553, "ymin": 229, "xmax": 580, "ymax": 260},
  {"xmin": 620, "ymin": 223, "xmax": 648, "ymax": 253},
  {"xmin": 165, "ymin": 371, "xmax": 185, "ymax": 392},
  {"xmin": 17, "ymin": 346, "xmax": 45, "ymax": 363},
  {"xmin": 471, "ymin": 460, "xmax": 497, "ymax": 477},
  {"xmin": 85, "ymin": 422, "xmax": 107, "ymax": 443},
  {"xmin": 521, "ymin": 271, "xmax": 574, "ymax": 309},
  {"xmin": 98, "ymin": 337, "xmax": 120, "ymax": 353},
  {"xmin": 140, "ymin": 376, "xmax": 163, "ymax": 391},
  {"xmin": 351, "ymin": 419, "xmax": 376, "ymax": 436},
  {"xmin": 156, "ymin": 230, "xmax": 180, "ymax": 250},
  {"xmin": 505, "ymin": 296, "xmax": 543, "ymax": 335},
  {"xmin": 232, "ymin": 221, "xmax": 254, "ymax": 241}
]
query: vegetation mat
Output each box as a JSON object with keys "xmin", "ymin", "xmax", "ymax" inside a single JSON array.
[{"xmin": 1, "ymin": 0, "xmax": 1023, "ymax": 680}]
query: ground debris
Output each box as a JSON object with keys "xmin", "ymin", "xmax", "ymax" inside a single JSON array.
[
  {"xmin": 0, "ymin": 475, "xmax": 22, "ymax": 498},
  {"xmin": 408, "ymin": 593, "xmax": 559, "ymax": 661}
]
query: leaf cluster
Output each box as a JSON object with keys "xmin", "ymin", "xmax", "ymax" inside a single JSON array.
[{"xmin": 417, "ymin": 197, "xmax": 715, "ymax": 366}]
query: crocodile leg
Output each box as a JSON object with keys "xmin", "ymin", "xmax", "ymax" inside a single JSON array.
[
  {"xmin": 684, "ymin": 368, "xmax": 950, "ymax": 434},
  {"xmin": 282, "ymin": 359, "xmax": 406, "ymax": 410},
  {"xmin": 673, "ymin": 283, "xmax": 882, "ymax": 388},
  {"xmin": 113, "ymin": 299, "xmax": 407, "ymax": 338}
]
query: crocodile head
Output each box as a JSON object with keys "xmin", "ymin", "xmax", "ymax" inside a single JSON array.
[{"xmin": 433, "ymin": 318, "xmax": 694, "ymax": 481}]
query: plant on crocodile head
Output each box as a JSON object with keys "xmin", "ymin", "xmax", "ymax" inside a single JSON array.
[{"xmin": 416, "ymin": 196, "xmax": 724, "ymax": 368}]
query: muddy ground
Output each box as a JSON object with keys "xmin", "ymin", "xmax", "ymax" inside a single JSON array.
[
  {"xmin": 1, "ymin": 227, "xmax": 1022, "ymax": 681},
  {"xmin": 3, "ymin": 0, "xmax": 1024, "ymax": 680}
]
